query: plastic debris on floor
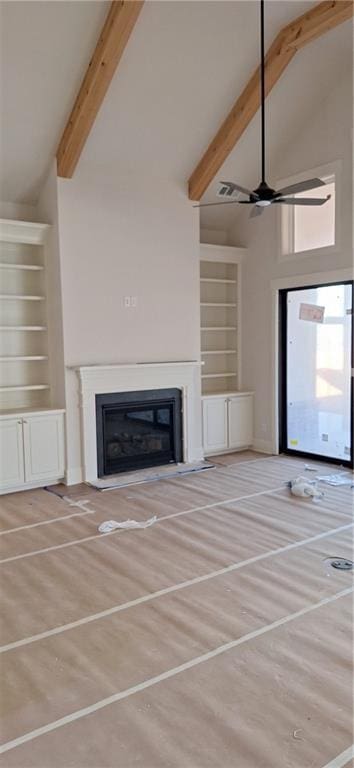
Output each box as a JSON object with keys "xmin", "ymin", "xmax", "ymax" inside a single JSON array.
[
  {"xmin": 287, "ymin": 476, "xmax": 323, "ymax": 501},
  {"xmin": 315, "ymin": 472, "xmax": 354, "ymax": 487},
  {"xmin": 98, "ymin": 516, "xmax": 157, "ymax": 533}
]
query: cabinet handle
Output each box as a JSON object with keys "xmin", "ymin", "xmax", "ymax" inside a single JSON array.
[
  {"xmin": 23, "ymin": 420, "xmax": 27, "ymax": 424},
  {"xmin": 17, "ymin": 420, "xmax": 22, "ymax": 424}
]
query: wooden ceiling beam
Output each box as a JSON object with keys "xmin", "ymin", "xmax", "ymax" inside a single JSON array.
[
  {"xmin": 57, "ymin": 0, "xmax": 144, "ymax": 178},
  {"xmin": 188, "ymin": 0, "xmax": 354, "ymax": 201},
  {"xmin": 284, "ymin": 0, "xmax": 354, "ymax": 50}
]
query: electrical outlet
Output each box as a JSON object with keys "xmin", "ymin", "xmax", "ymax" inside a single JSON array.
[
  {"xmin": 131, "ymin": 296, "xmax": 137, "ymax": 307},
  {"xmin": 124, "ymin": 296, "xmax": 131, "ymax": 308}
]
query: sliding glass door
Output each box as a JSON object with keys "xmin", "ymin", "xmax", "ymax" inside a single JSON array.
[{"xmin": 280, "ymin": 281, "xmax": 353, "ymax": 466}]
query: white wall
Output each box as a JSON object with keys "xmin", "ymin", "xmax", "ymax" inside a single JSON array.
[
  {"xmin": 55, "ymin": 167, "xmax": 200, "ymax": 482},
  {"xmin": 200, "ymin": 228, "xmax": 228, "ymax": 246},
  {"xmin": 229, "ymin": 72, "xmax": 353, "ymax": 453},
  {"xmin": 0, "ymin": 201, "xmax": 38, "ymax": 221}
]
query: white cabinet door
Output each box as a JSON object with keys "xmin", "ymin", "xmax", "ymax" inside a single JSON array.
[
  {"xmin": 23, "ymin": 413, "xmax": 64, "ymax": 483},
  {"xmin": 228, "ymin": 395, "xmax": 253, "ymax": 449},
  {"xmin": 202, "ymin": 397, "xmax": 228, "ymax": 454},
  {"xmin": 0, "ymin": 418, "xmax": 25, "ymax": 490}
]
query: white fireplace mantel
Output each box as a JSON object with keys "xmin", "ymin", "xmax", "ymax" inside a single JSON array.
[{"xmin": 72, "ymin": 361, "xmax": 203, "ymax": 482}]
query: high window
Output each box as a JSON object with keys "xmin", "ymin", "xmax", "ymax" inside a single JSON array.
[{"xmin": 280, "ymin": 164, "xmax": 338, "ymax": 260}]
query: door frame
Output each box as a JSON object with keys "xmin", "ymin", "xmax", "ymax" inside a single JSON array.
[
  {"xmin": 270, "ymin": 268, "xmax": 353, "ymax": 465},
  {"xmin": 278, "ymin": 278, "xmax": 353, "ymax": 467}
]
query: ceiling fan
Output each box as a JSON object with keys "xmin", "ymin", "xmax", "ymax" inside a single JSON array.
[{"xmin": 195, "ymin": 0, "xmax": 331, "ymax": 218}]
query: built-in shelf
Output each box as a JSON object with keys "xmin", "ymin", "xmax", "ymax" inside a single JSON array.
[
  {"xmin": 200, "ymin": 278, "xmax": 236, "ymax": 284},
  {"xmin": 0, "ymin": 219, "xmax": 52, "ymax": 412},
  {"xmin": 0, "ymin": 326, "xmax": 47, "ymax": 331},
  {"xmin": 202, "ymin": 350, "xmax": 236, "ymax": 355},
  {"xmin": 201, "ymin": 326, "xmax": 236, "ymax": 331},
  {"xmin": 0, "ymin": 263, "xmax": 44, "ymax": 271},
  {"xmin": 0, "ymin": 356, "xmax": 48, "ymax": 361},
  {"xmin": 200, "ymin": 250, "xmax": 240, "ymax": 396},
  {"xmin": 0, "ymin": 294, "xmax": 45, "ymax": 301},
  {"xmin": 201, "ymin": 373, "xmax": 237, "ymax": 379},
  {"xmin": 0, "ymin": 384, "xmax": 50, "ymax": 392},
  {"xmin": 201, "ymin": 302, "xmax": 236, "ymax": 308}
]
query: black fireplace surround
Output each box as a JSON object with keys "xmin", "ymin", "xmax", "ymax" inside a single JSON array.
[{"xmin": 96, "ymin": 388, "xmax": 183, "ymax": 477}]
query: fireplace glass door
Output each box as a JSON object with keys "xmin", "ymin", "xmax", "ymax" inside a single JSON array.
[{"xmin": 96, "ymin": 389, "xmax": 182, "ymax": 476}]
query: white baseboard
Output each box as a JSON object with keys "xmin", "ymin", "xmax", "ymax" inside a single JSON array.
[
  {"xmin": 204, "ymin": 445, "xmax": 253, "ymax": 458},
  {"xmin": 0, "ymin": 477, "xmax": 63, "ymax": 495},
  {"xmin": 252, "ymin": 439, "xmax": 275, "ymax": 455},
  {"xmin": 64, "ymin": 467, "xmax": 83, "ymax": 486}
]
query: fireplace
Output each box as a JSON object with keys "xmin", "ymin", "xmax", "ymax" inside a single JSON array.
[{"xmin": 95, "ymin": 388, "xmax": 183, "ymax": 477}]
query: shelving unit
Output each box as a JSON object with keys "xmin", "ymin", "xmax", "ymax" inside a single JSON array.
[
  {"xmin": 199, "ymin": 243, "xmax": 253, "ymax": 455},
  {"xmin": 0, "ymin": 219, "xmax": 67, "ymax": 493},
  {"xmin": 0, "ymin": 220, "xmax": 51, "ymax": 412},
  {"xmin": 200, "ymin": 253, "xmax": 240, "ymax": 395}
]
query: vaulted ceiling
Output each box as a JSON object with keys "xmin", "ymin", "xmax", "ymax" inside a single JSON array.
[{"xmin": 0, "ymin": 0, "xmax": 352, "ymax": 231}]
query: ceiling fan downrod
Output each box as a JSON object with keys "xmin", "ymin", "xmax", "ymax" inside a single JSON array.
[{"xmin": 195, "ymin": 0, "xmax": 331, "ymax": 215}]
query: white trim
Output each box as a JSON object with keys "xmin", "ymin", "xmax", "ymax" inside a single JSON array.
[
  {"xmin": 64, "ymin": 466, "xmax": 84, "ymax": 486},
  {"xmin": 276, "ymin": 161, "xmax": 341, "ymax": 262},
  {"xmin": 0, "ymin": 408, "xmax": 65, "ymax": 421},
  {"xmin": 73, "ymin": 362, "xmax": 203, "ymax": 483},
  {"xmin": 199, "ymin": 243, "xmax": 246, "ymax": 264},
  {"xmin": 237, "ymin": 260, "xmax": 243, "ymax": 388},
  {"xmin": 0, "ymin": 586, "xmax": 351, "ymax": 755},
  {"xmin": 271, "ymin": 269, "xmax": 354, "ymax": 455},
  {"xmin": 0, "ymin": 478, "xmax": 64, "ymax": 496},
  {"xmin": 252, "ymin": 438, "xmax": 274, "ymax": 454},
  {"xmin": 321, "ymin": 746, "xmax": 354, "ymax": 768},
  {"xmin": 271, "ymin": 268, "xmax": 353, "ymax": 291},
  {"xmin": 71, "ymin": 361, "xmax": 201, "ymax": 374},
  {"xmin": 0, "ymin": 218, "xmax": 50, "ymax": 245},
  {"xmin": 2, "ymin": 520, "xmax": 351, "ymax": 655},
  {"xmin": 271, "ymin": 287, "xmax": 280, "ymax": 455},
  {"xmin": 201, "ymin": 391, "xmax": 253, "ymax": 399}
]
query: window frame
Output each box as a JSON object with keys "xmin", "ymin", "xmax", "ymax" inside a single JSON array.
[{"xmin": 277, "ymin": 160, "xmax": 341, "ymax": 262}]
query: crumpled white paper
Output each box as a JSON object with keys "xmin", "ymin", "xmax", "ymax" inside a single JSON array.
[{"xmin": 98, "ymin": 516, "xmax": 157, "ymax": 533}]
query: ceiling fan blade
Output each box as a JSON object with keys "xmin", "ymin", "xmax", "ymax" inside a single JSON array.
[
  {"xmin": 250, "ymin": 205, "xmax": 263, "ymax": 218},
  {"xmin": 220, "ymin": 181, "xmax": 257, "ymax": 198},
  {"xmin": 275, "ymin": 195, "xmax": 330, "ymax": 206},
  {"xmin": 193, "ymin": 200, "xmax": 241, "ymax": 208},
  {"xmin": 276, "ymin": 177, "xmax": 325, "ymax": 196},
  {"xmin": 238, "ymin": 200, "xmax": 255, "ymax": 204}
]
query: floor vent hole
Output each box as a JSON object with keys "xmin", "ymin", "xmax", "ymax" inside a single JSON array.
[{"xmin": 324, "ymin": 557, "xmax": 354, "ymax": 571}]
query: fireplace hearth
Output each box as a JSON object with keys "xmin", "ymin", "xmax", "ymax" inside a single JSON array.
[{"xmin": 96, "ymin": 388, "xmax": 183, "ymax": 477}]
